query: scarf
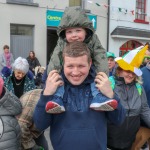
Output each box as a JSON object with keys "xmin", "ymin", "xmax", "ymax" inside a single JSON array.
[{"xmin": 4, "ymin": 52, "xmax": 11, "ymax": 68}]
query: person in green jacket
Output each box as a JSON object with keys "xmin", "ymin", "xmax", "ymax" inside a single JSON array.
[{"xmin": 46, "ymin": 6, "xmax": 117, "ymax": 113}]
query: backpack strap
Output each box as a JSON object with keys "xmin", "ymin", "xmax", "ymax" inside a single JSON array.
[
  {"xmin": 0, "ymin": 117, "xmax": 4, "ymax": 139},
  {"xmin": 135, "ymin": 82, "xmax": 142, "ymax": 95},
  {"xmin": 109, "ymin": 76, "xmax": 115, "ymax": 90}
]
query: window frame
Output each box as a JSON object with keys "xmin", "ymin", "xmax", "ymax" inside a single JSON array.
[
  {"xmin": 134, "ymin": 0, "xmax": 149, "ymax": 24},
  {"xmin": 69, "ymin": 0, "xmax": 82, "ymax": 7},
  {"xmin": 6, "ymin": 0, "xmax": 39, "ymax": 7}
]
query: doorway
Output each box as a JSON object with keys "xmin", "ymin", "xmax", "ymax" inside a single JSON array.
[{"xmin": 47, "ymin": 28, "xmax": 58, "ymax": 65}]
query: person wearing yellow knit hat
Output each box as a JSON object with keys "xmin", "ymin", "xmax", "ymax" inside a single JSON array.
[
  {"xmin": 115, "ymin": 45, "xmax": 147, "ymax": 76},
  {"xmin": 96, "ymin": 45, "xmax": 150, "ymax": 150}
]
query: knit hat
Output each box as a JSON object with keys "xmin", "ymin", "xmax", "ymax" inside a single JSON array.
[
  {"xmin": 0, "ymin": 77, "xmax": 4, "ymax": 96},
  {"xmin": 107, "ymin": 52, "xmax": 116, "ymax": 58},
  {"xmin": 115, "ymin": 45, "xmax": 148, "ymax": 76}
]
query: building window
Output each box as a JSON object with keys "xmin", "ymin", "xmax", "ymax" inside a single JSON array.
[
  {"xmin": 10, "ymin": 24, "xmax": 34, "ymax": 59},
  {"xmin": 134, "ymin": 0, "xmax": 149, "ymax": 24},
  {"xmin": 69, "ymin": 0, "xmax": 81, "ymax": 6},
  {"xmin": 7, "ymin": 0, "xmax": 33, "ymax": 3},
  {"xmin": 10, "ymin": 24, "xmax": 33, "ymax": 36},
  {"xmin": 119, "ymin": 40, "xmax": 143, "ymax": 56},
  {"xmin": 6, "ymin": 0, "xmax": 39, "ymax": 7}
]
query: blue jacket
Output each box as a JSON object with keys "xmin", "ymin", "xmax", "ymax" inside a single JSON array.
[
  {"xmin": 141, "ymin": 62, "xmax": 150, "ymax": 107},
  {"xmin": 33, "ymin": 70, "xmax": 125, "ymax": 150}
]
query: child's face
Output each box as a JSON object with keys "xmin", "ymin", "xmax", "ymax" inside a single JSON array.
[{"xmin": 65, "ymin": 28, "xmax": 86, "ymax": 43}]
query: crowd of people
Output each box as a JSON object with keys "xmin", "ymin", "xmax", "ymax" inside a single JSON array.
[{"xmin": 0, "ymin": 6, "xmax": 150, "ymax": 150}]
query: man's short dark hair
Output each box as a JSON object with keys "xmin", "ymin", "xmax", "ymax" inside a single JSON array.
[{"xmin": 62, "ymin": 41, "xmax": 91, "ymax": 63}]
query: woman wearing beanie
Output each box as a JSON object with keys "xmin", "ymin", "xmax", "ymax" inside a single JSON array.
[
  {"xmin": 1, "ymin": 57, "xmax": 35, "ymax": 98},
  {"xmin": 0, "ymin": 77, "xmax": 22, "ymax": 149}
]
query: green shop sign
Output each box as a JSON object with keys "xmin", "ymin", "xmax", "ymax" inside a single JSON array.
[{"xmin": 46, "ymin": 10, "xmax": 97, "ymax": 29}]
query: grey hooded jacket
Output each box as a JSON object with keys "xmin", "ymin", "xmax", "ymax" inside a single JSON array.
[
  {"xmin": 47, "ymin": 6, "xmax": 108, "ymax": 74},
  {"xmin": 0, "ymin": 87, "xmax": 22, "ymax": 150},
  {"xmin": 107, "ymin": 77, "xmax": 150, "ymax": 149}
]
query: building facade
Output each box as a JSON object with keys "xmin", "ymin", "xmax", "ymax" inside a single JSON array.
[
  {"xmin": 0, "ymin": 0, "xmax": 108, "ymax": 66},
  {"xmin": 109, "ymin": 0, "xmax": 150, "ymax": 56}
]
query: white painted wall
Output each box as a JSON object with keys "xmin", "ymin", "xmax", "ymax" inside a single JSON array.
[{"xmin": 86, "ymin": 0, "xmax": 108, "ymax": 49}]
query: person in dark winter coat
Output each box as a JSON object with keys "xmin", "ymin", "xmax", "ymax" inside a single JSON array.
[
  {"xmin": 0, "ymin": 77, "xmax": 22, "ymax": 150},
  {"xmin": 34, "ymin": 66, "xmax": 45, "ymax": 89},
  {"xmin": 33, "ymin": 42, "xmax": 125, "ymax": 150},
  {"xmin": 26, "ymin": 51, "xmax": 41, "ymax": 75}
]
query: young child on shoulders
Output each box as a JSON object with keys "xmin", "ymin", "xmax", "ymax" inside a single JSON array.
[{"xmin": 45, "ymin": 6, "xmax": 118, "ymax": 113}]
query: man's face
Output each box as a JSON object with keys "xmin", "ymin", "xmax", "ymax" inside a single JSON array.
[
  {"xmin": 65, "ymin": 28, "xmax": 86, "ymax": 43},
  {"xmin": 108, "ymin": 57, "xmax": 115, "ymax": 71},
  {"xmin": 64, "ymin": 55, "xmax": 91, "ymax": 85}
]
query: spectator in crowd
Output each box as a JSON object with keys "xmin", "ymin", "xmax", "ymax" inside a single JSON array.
[
  {"xmin": 96, "ymin": 45, "xmax": 150, "ymax": 150},
  {"xmin": 34, "ymin": 66, "xmax": 45, "ymax": 89},
  {"xmin": 107, "ymin": 52, "xmax": 116, "ymax": 76},
  {"xmin": 33, "ymin": 42, "xmax": 125, "ymax": 150},
  {"xmin": 17, "ymin": 89, "xmax": 48, "ymax": 150},
  {"xmin": 0, "ymin": 44, "xmax": 14, "ymax": 71},
  {"xmin": 140, "ymin": 55, "xmax": 150, "ymax": 68},
  {"xmin": 26, "ymin": 51, "xmax": 41, "ymax": 75},
  {"xmin": 145, "ymin": 42, "xmax": 150, "ymax": 56},
  {"xmin": 42, "ymin": 65, "xmax": 48, "ymax": 87},
  {"xmin": 1, "ymin": 57, "xmax": 35, "ymax": 98},
  {"xmin": 0, "ymin": 77, "xmax": 22, "ymax": 149},
  {"xmin": 141, "ymin": 61, "xmax": 150, "ymax": 107},
  {"xmin": 140, "ymin": 42, "xmax": 150, "ymax": 68},
  {"xmin": 131, "ymin": 60, "xmax": 150, "ymax": 150}
]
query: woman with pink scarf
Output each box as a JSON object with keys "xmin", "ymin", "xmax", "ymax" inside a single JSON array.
[{"xmin": 0, "ymin": 45, "xmax": 14, "ymax": 71}]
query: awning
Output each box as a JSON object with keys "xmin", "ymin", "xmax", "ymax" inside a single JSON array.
[{"xmin": 111, "ymin": 26, "xmax": 150, "ymax": 40}]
